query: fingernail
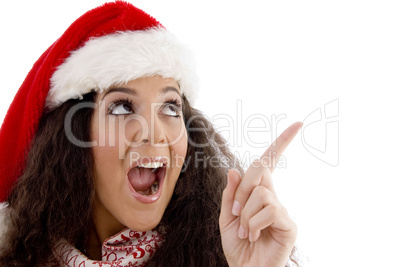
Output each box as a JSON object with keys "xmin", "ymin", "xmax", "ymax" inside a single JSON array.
[
  {"xmin": 238, "ymin": 225, "xmax": 246, "ymax": 239},
  {"xmin": 232, "ymin": 200, "xmax": 240, "ymax": 216}
]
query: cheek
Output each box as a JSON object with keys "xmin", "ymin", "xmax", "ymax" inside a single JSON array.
[
  {"xmin": 92, "ymin": 147, "xmax": 120, "ymax": 197},
  {"xmin": 91, "ymin": 111, "xmax": 123, "ymax": 188},
  {"xmin": 169, "ymin": 126, "xmax": 188, "ymax": 170},
  {"xmin": 93, "ymin": 115, "xmax": 119, "ymax": 147},
  {"xmin": 92, "ymin": 109, "xmax": 130, "ymax": 161}
]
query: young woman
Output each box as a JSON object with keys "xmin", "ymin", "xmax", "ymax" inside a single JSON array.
[{"xmin": 0, "ymin": 2, "xmax": 300, "ymax": 266}]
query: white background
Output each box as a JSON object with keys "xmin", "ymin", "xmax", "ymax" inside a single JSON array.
[{"xmin": 1, "ymin": 1, "xmax": 401, "ymax": 266}]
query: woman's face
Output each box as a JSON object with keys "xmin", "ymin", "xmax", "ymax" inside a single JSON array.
[{"xmin": 91, "ymin": 76, "xmax": 188, "ymax": 237}]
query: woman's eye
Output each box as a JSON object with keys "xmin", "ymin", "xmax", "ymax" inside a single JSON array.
[
  {"xmin": 108, "ymin": 101, "xmax": 133, "ymax": 115},
  {"xmin": 161, "ymin": 101, "xmax": 182, "ymax": 117}
]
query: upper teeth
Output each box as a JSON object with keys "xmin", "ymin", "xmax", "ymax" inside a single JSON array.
[{"xmin": 137, "ymin": 162, "xmax": 164, "ymax": 168}]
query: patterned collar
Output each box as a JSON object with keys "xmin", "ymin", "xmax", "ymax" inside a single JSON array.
[{"xmin": 52, "ymin": 228, "xmax": 163, "ymax": 266}]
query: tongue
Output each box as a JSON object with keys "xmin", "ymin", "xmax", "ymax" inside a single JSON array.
[{"xmin": 128, "ymin": 168, "xmax": 157, "ymax": 191}]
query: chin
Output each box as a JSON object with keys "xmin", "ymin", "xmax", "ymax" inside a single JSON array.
[
  {"xmin": 127, "ymin": 220, "xmax": 160, "ymax": 232},
  {"xmin": 124, "ymin": 211, "xmax": 164, "ymax": 232}
]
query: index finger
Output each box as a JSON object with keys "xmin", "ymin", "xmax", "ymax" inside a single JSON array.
[
  {"xmin": 261, "ymin": 121, "xmax": 302, "ymax": 173},
  {"xmin": 231, "ymin": 122, "xmax": 302, "ymax": 217}
]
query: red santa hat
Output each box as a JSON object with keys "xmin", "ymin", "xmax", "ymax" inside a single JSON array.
[{"xmin": 0, "ymin": 1, "xmax": 197, "ymax": 202}]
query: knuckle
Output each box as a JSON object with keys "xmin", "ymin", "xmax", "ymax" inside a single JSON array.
[
  {"xmin": 251, "ymin": 158, "xmax": 270, "ymax": 171},
  {"xmin": 268, "ymin": 203, "xmax": 279, "ymax": 216},
  {"xmin": 236, "ymin": 184, "xmax": 248, "ymax": 196},
  {"xmin": 248, "ymin": 216, "xmax": 258, "ymax": 230},
  {"xmin": 262, "ymin": 165, "xmax": 271, "ymax": 176},
  {"xmin": 252, "ymin": 186, "xmax": 275, "ymax": 204},
  {"xmin": 250, "ymin": 159, "xmax": 262, "ymax": 168},
  {"xmin": 240, "ymin": 214, "xmax": 249, "ymax": 230},
  {"xmin": 252, "ymin": 186, "xmax": 267, "ymax": 199},
  {"xmin": 235, "ymin": 186, "xmax": 249, "ymax": 203}
]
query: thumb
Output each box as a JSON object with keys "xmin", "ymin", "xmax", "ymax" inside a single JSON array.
[{"xmin": 219, "ymin": 169, "xmax": 242, "ymax": 228}]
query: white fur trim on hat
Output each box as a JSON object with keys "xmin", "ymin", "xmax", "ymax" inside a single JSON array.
[{"xmin": 47, "ymin": 27, "xmax": 197, "ymax": 109}]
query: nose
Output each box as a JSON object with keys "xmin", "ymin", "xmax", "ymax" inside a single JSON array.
[{"xmin": 128, "ymin": 104, "xmax": 167, "ymax": 146}]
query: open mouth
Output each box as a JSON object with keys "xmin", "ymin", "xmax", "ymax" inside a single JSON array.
[{"xmin": 127, "ymin": 159, "xmax": 167, "ymax": 202}]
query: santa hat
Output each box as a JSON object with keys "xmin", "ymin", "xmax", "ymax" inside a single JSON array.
[{"xmin": 0, "ymin": 1, "xmax": 197, "ymax": 202}]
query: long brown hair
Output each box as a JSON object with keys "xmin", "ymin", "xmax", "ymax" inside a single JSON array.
[
  {"xmin": 0, "ymin": 92, "xmax": 298, "ymax": 266},
  {"xmin": 0, "ymin": 92, "xmax": 95, "ymax": 265}
]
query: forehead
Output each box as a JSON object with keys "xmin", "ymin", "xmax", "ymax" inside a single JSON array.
[{"xmin": 101, "ymin": 76, "xmax": 180, "ymax": 97}]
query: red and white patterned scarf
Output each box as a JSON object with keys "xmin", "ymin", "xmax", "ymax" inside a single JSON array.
[{"xmin": 51, "ymin": 228, "xmax": 163, "ymax": 267}]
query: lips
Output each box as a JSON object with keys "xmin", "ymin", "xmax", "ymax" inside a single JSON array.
[{"xmin": 126, "ymin": 157, "xmax": 168, "ymax": 203}]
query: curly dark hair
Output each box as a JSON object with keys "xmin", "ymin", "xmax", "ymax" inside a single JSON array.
[
  {"xmin": 0, "ymin": 92, "xmax": 298, "ymax": 266},
  {"xmin": 0, "ymin": 93, "xmax": 95, "ymax": 266}
]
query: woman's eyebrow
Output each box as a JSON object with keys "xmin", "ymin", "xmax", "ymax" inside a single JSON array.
[
  {"xmin": 101, "ymin": 86, "xmax": 180, "ymax": 100},
  {"xmin": 160, "ymin": 86, "xmax": 180, "ymax": 96},
  {"xmin": 102, "ymin": 87, "xmax": 137, "ymax": 100}
]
